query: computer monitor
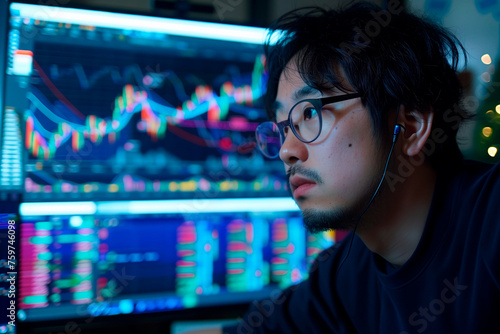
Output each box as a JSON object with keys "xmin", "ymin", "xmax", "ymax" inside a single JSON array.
[{"xmin": 0, "ymin": 1, "xmax": 344, "ymax": 332}]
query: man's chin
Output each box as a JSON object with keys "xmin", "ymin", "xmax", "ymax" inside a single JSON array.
[{"xmin": 301, "ymin": 207, "xmax": 356, "ymax": 233}]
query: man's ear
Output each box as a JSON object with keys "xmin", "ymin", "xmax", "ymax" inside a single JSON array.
[{"xmin": 398, "ymin": 105, "xmax": 434, "ymax": 157}]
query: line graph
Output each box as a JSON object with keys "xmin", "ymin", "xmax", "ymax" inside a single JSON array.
[
  {"xmin": 27, "ymin": 54, "xmax": 266, "ymax": 160},
  {"xmin": 19, "ymin": 36, "xmax": 278, "ymax": 201}
]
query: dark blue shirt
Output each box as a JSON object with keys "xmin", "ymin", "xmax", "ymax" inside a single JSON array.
[{"xmin": 223, "ymin": 161, "xmax": 500, "ymax": 333}]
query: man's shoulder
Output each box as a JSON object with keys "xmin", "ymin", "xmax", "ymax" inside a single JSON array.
[
  {"xmin": 459, "ymin": 159, "xmax": 500, "ymax": 181},
  {"xmin": 457, "ymin": 161, "xmax": 500, "ymax": 287},
  {"xmin": 454, "ymin": 159, "xmax": 500, "ymax": 199},
  {"xmin": 450, "ymin": 160, "xmax": 500, "ymax": 240}
]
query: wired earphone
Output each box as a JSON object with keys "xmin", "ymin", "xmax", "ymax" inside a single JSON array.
[{"xmin": 335, "ymin": 105, "xmax": 405, "ymax": 275}]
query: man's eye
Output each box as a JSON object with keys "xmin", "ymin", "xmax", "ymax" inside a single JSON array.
[{"xmin": 303, "ymin": 107, "xmax": 318, "ymax": 120}]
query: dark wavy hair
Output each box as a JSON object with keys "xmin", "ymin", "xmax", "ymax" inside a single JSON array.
[{"xmin": 264, "ymin": 2, "xmax": 470, "ymax": 169}]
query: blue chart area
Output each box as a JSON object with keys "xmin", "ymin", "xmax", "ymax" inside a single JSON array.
[
  {"xmin": 18, "ymin": 210, "xmax": 337, "ymax": 319},
  {"xmin": 23, "ymin": 41, "xmax": 287, "ymax": 201}
]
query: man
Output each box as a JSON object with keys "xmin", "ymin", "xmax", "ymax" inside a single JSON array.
[{"xmin": 193, "ymin": 2, "xmax": 500, "ymax": 333}]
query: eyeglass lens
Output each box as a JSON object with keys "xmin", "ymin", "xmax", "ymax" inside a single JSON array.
[
  {"xmin": 255, "ymin": 122, "xmax": 282, "ymax": 158},
  {"xmin": 256, "ymin": 100, "xmax": 339, "ymax": 158}
]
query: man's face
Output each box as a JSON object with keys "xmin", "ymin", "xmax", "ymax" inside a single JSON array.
[{"xmin": 275, "ymin": 61, "xmax": 384, "ymax": 232}]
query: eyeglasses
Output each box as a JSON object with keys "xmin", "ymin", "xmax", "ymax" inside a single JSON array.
[{"xmin": 255, "ymin": 93, "xmax": 361, "ymax": 158}]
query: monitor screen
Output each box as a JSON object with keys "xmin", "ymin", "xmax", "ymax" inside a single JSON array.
[
  {"xmin": 18, "ymin": 202, "xmax": 336, "ymax": 320},
  {"xmin": 8, "ymin": 3, "xmax": 282, "ymax": 203},
  {"xmin": 0, "ymin": 1, "xmax": 344, "ymax": 332}
]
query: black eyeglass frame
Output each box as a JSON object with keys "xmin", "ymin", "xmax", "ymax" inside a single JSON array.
[{"xmin": 265, "ymin": 92, "xmax": 362, "ymax": 146}]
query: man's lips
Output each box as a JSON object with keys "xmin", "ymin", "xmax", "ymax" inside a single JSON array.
[{"xmin": 290, "ymin": 175, "xmax": 317, "ymax": 198}]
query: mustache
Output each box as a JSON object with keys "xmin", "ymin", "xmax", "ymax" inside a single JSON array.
[{"xmin": 286, "ymin": 165, "xmax": 323, "ymax": 185}]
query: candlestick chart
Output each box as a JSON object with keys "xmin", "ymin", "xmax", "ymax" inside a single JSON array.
[{"xmin": 22, "ymin": 41, "xmax": 285, "ymax": 201}]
